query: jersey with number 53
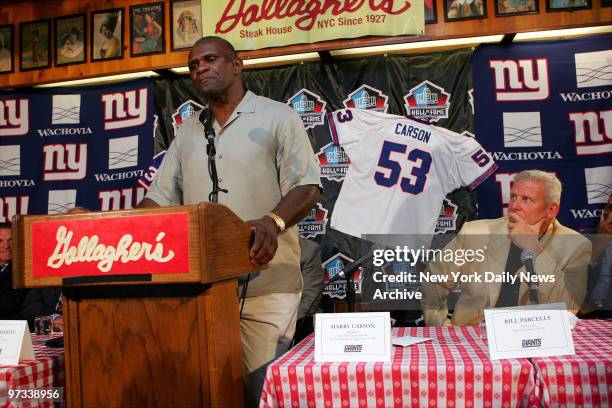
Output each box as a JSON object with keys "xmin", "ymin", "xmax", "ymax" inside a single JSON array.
[{"xmin": 327, "ymin": 108, "xmax": 498, "ymax": 239}]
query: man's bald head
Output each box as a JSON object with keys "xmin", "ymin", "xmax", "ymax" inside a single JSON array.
[{"xmin": 193, "ymin": 36, "xmax": 238, "ymax": 59}]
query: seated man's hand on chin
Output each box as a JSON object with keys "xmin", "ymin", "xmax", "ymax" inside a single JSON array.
[{"xmin": 507, "ymin": 212, "xmax": 545, "ymax": 254}]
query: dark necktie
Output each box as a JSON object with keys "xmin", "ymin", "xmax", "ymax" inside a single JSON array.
[{"xmin": 495, "ymin": 242, "xmax": 523, "ymax": 308}]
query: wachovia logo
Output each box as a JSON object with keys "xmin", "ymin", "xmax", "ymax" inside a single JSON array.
[{"xmin": 47, "ymin": 226, "xmax": 175, "ymax": 273}]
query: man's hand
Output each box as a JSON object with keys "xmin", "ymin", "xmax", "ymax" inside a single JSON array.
[
  {"xmin": 66, "ymin": 207, "xmax": 89, "ymax": 214},
  {"xmin": 507, "ymin": 212, "xmax": 544, "ymax": 253},
  {"xmin": 247, "ymin": 216, "xmax": 279, "ymax": 267}
]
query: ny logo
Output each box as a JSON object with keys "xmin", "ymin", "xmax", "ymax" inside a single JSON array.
[
  {"xmin": 489, "ymin": 59, "xmax": 549, "ymax": 101},
  {"xmin": 495, "ymin": 173, "xmax": 517, "ymax": 215},
  {"xmin": 99, "ymin": 187, "xmax": 146, "ymax": 210},
  {"xmin": 0, "ymin": 196, "xmax": 29, "ymax": 222},
  {"xmin": 0, "ymin": 99, "xmax": 29, "ymax": 136},
  {"xmin": 43, "ymin": 144, "xmax": 87, "ymax": 181},
  {"xmin": 569, "ymin": 110, "xmax": 612, "ymax": 156},
  {"xmin": 102, "ymin": 88, "xmax": 147, "ymax": 130}
]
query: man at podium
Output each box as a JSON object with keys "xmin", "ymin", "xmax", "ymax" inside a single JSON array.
[{"xmin": 138, "ymin": 36, "xmax": 321, "ymax": 406}]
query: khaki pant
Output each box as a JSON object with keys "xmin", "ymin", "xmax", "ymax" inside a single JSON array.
[{"xmin": 240, "ymin": 292, "xmax": 300, "ymax": 407}]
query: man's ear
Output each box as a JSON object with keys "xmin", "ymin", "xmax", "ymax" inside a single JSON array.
[
  {"xmin": 546, "ymin": 203, "xmax": 560, "ymax": 219},
  {"xmin": 234, "ymin": 57, "xmax": 243, "ymax": 74}
]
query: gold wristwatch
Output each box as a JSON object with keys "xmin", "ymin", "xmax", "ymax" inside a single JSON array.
[{"xmin": 265, "ymin": 212, "xmax": 286, "ymax": 232}]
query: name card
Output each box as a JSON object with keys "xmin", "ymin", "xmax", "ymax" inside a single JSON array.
[
  {"xmin": 315, "ymin": 312, "xmax": 391, "ymax": 363},
  {"xmin": 484, "ymin": 303, "xmax": 575, "ymax": 360},
  {"xmin": 0, "ymin": 321, "xmax": 35, "ymax": 366}
]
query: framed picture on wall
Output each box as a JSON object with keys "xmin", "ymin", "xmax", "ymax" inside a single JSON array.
[
  {"xmin": 0, "ymin": 25, "xmax": 13, "ymax": 74},
  {"xmin": 20, "ymin": 19, "xmax": 51, "ymax": 71},
  {"xmin": 444, "ymin": 0, "xmax": 487, "ymax": 21},
  {"xmin": 91, "ymin": 8, "xmax": 124, "ymax": 61},
  {"xmin": 547, "ymin": 0, "xmax": 591, "ymax": 10},
  {"xmin": 55, "ymin": 14, "xmax": 86, "ymax": 66},
  {"xmin": 425, "ymin": 0, "xmax": 438, "ymax": 23},
  {"xmin": 495, "ymin": 0, "xmax": 539, "ymax": 15},
  {"xmin": 130, "ymin": 2, "xmax": 165, "ymax": 57},
  {"xmin": 171, "ymin": 0, "xmax": 202, "ymax": 50}
]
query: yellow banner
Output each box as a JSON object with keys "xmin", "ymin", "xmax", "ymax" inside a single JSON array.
[{"xmin": 201, "ymin": 0, "xmax": 424, "ymax": 51}]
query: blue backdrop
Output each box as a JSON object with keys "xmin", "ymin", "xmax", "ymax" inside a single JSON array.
[
  {"xmin": 472, "ymin": 34, "xmax": 611, "ymax": 232},
  {"xmin": 0, "ymin": 80, "xmax": 154, "ymax": 221}
]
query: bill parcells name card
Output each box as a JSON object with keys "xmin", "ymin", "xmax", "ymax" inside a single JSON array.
[
  {"xmin": 0, "ymin": 321, "xmax": 35, "ymax": 366},
  {"xmin": 484, "ymin": 303, "xmax": 574, "ymax": 360},
  {"xmin": 315, "ymin": 312, "xmax": 391, "ymax": 363}
]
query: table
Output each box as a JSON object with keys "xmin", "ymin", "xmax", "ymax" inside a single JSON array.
[
  {"xmin": 0, "ymin": 339, "xmax": 65, "ymax": 408},
  {"xmin": 529, "ymin": 319, "xmax": 612, "ymax": 408},
  {"xmin": 261, "ymin": 326, "xmax": 535, "ymax": 408}
]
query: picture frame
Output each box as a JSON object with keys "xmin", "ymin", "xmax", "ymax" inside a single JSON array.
[
  {"xmin": 546, "ymin": 0, "xmax": 591, "ymax": 11},
  {"xmin": 91, "ymin": 8, "xmax": 124, "ymax": 62},
  {"xmin": 20, "ymin": 19, "xmax": 51, "ymax": 71},
  {"xmin": 0, "ymin": 25, "xmax": 13, "ymax": 74},
  {"xmin": 495, "ymin": 0, "xmax": 539, "ymax": 15},
  {"xmin": 444, "ymin": 0, "xmax": 488, "ymax": 21},
  {"xmin": 171, "ymin": 0, "xmax": 202, "ymax": 50},
  {"xmin": 130, "ymin": 2, "xmax": 165, "ymax": 57},
  {"xmin": 55, "ymin": 14, "xmax": 86, "ymax": 66},
  {"xmin": 425, "ymin": 0, "xmax": 438, "ymax": 23}
]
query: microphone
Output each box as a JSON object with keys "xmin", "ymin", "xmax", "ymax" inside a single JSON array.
[
  {"xmin": 520, "ymin": 249, "xmax": 538, "ymax": 304},
  {"xmin": 336, "ymin": 252, "xmax": 371, "ymax": 280},
  {"xmin": 199, "ymin": 108, "xmax": 215, "ymax": 141}
]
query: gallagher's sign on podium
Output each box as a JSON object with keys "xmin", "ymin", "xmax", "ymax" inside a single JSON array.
[
  {"xmin": 202, "ymin": 0, "xmax": 425, "ymax": 50},
  {"xmin": 31, "ymin": 213, "xmax": 190, "ymax": 278}
]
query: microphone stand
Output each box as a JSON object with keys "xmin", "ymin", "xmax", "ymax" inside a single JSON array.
[
  {"xmin": 341, "ymin": 252, "xmax": 371, "ymax": 313},
  {"xmin": 521, "ymin": 249, "xmax": 539, "ymax": 305},
  {"xmin": 201, "ymin": 109, "xmax": 228, "ymax": 203},
  {"xmin": 290, "ymin": 251, "xmax": 372, "ymax": 347}
]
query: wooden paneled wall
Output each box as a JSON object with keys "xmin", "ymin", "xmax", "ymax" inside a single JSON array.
[{"xmin": 0, "ymin": 0, "xmax": 610, "ymax": 89}]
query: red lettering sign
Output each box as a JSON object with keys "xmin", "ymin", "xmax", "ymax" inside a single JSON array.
[
  {"xmin": 216, "ymin": 0, "xmax": 411, "ymax": 33},
  {"xmin": 31, "ymin": 212, "xmax": 190, "ymax": 278}
]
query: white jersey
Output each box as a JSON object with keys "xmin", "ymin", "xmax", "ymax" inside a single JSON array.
[{"xmin": 328, "ymin": 108, "xmax": 497, "ymax": 239}]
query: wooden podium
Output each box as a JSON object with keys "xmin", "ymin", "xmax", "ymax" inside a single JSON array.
[{"xmin": 12, "ymin": 203, "xmax": 256, "ymax": 407}]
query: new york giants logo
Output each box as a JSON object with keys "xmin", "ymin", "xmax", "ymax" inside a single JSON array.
[
  {"xmin": 0, "ymin": 196, "xmax": 29, "ymax": 222},
  {"xmin": 569, "ymin": 110, "xmax": 611, "ymax": 156},
  {"xmin": 98, "ymin": 187, "xmax": 146, "ymax": 210},
  {"xmin": 0, "ymin": 99, "xmax": 29, "ymax": 136},
  {"xmin": 102, "ymin": 88, "xmax": 148, "ymax": 130},
  {"xmin": 489, "ymin": 59, "xmax": 549, "ymax": 101},
  {"xmin": 494, "ymin": 172, "xmax": 517, "ymax": 215},
  {"xmin": 43, "ymin": 143, "xmax": 87, "ymax": 181}
]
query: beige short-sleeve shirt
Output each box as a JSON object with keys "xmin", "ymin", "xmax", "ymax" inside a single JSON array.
[{"xmin": 146, "ymin": 91, "xmax": 321, "ymax": 296}]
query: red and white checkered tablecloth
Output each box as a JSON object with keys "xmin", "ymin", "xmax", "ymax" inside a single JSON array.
[
  {"xmin": 0, "ymin": 340, "xmax": 65, "ymax": 408},
  {"xmin": 529, "ymin": 319, "xmax": 612, "ymax": 408},
  {"xmin": 261, "ymin": 326, "xmax": 535, "ymax": 408}
]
